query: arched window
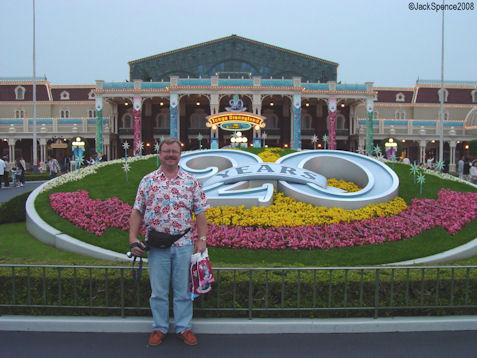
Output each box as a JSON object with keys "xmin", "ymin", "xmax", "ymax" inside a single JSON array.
[
  {"xmin": 60, "ymin": 108, "xmax": 70, "ymax": 118},
  {"xmin": 395, "ymin": 111, "xmax": 405, "ymax": 119},
  {"xmin": 438, "ymin": 88, "xmax": 448, "ymax": 102},
  {"xmin": 122, "ymin": 113, "xmax": 132, "ymax": 128},
  {"xmin": 395, "ymin": 93, "xmax": 405, "ymax": 102},
  {"xmin": 189, "ymin": 111, "xmax": 207, "ymax": 129},
  {"xmin": 266, "ymin": 113, "xmax": 279, "ymax": 128},
  {"xmin": 301, "ymin": 114, "xmax": 313, "ymax": 129},
  {"xmin": 154, "ymin": 113, "xmax": 170, "ymax": 128},
  {"xmin": 60, "ymin": 91, "xmax": 70, "ymax": 100},
  {"xmin": 15, "ymin": 108, "xmax": 25, "ymax": 118},
  {"xmin": 471, "ymin": 89, "xmax": 477, "ymax": 103},
  {"xmin": 15, "ymin": 86, "xmax": 25, "ymax": 100},
  {"xmin": 336, "ymin": 114, "xmax": 345, "ymax": 129}
]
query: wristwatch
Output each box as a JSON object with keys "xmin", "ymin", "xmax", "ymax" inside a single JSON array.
[{"xmin": 199, "ymin": 236, "xmax": 207, "ymax": 242}]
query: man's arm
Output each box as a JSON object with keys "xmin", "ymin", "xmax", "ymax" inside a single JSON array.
[
  {"xmin": 129, "ymin": 208, "xmax": 146, "ymax": 256},
  {"xmin": 194, "ymin": 211, "xmax": 208, "ymax": 254}
]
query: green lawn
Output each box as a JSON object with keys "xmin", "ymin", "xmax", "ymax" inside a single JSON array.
[{"xmin": 15, "ymin": 154, "xmax": 477, "ymax": 267}]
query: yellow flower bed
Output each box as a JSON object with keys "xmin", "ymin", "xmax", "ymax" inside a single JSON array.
[
  {"xmin": 206, "ymin": 192, "xmax": 407, "ymax": 228},
  {"xmin": 326, "ymin": 178, "xmax": 361, "ymax": 192},
  {"xmin": 257, "ymin": 148, "xmax": 281, "ymax": 163}
]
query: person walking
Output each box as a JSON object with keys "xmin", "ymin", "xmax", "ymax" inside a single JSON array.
[
  {"xmin": 470, "ymin": 160, "xmax": 477, "ymax": 185},
  {"xmin": 47, "ymin": 155, "xmax": 60, "ymax": 179},
  {"xmin": 0, "ymin": 156, "xmax": 5, "ymax": 189},
  {"xmin": 19, "ymin": 156, "xmax": 26, "ymax": 186},
  {"xmin": 458, "ymin": 156, "xmax": 465, "ymax": 180},
  {"xmin": 15, "ymin": 159, "xmax": 25, "ymax": 187},
  {"xmin": 129, "ymin": 137, "xmax": 209, "ymax": 347}
]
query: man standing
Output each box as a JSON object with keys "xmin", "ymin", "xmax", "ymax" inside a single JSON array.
[
  {"xmin": 129, "ymin": 137, "xmax": 209, "ymax": 346},
  {"xmin": 0, "ymin": 156, "xmax": 5, "ymax": 189}
]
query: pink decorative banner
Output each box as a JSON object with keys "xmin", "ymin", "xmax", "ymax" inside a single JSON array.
[
  {"xmin": 133, "ymin": 96, "xmax": 142, "ymax": 155},
  {"xmin": 328, "ymin": 98, "xmax": 337, "ymax": 150}
]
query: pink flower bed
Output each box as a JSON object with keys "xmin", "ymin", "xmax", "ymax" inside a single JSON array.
[
  {"xmin": 49, "ymin": 190, "xmax": 145, "ymax": 236},
  {"xmin": 50, "ymin": 189, "xmax": 477, "ymax": 250}
]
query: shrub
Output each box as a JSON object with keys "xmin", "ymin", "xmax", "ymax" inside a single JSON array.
[{"xmin": 0, "ymin": 191, "xmax": 31, "ymax": 224}]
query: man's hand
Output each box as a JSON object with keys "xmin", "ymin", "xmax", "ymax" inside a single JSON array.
[
  {"xmin": 130, "ymin": 241, "xmax": 146, "ymax": 257},
  {"xmin": 194, "ymin": 239, "xmax": 206, "ymax": 254}
]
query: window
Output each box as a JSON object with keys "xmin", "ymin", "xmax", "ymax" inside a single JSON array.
[
  {"xmin": 395, "ymin": 93, "xmax": 405, "ymax": 102},
  {"xmin": 395, "ymin": 111, "xmax": 405, "ymax": 119},
  {"xmin": 336, "ymin": 114, "xmax": 345, "ymax": 129},
  {"xmin": 60, "ymin": 108, "xmax": 70, "ymax": 118},
  {"xmin": 471, "ymin": 90, "xmax": 477, "ymax": 103},
  {"xmin": 121, "ymin": 113, "xmax": 132, "ymax": 128},
  {"xmin": 15, "ymin": 86, "xmax": 25, "ymax": 100},
  {"xmin": 15, "ymin": 108, "xmax": 25, "ymax": 118},
  {"xmin": 438, "ymin": 112, "xmax": 449, "ymax": 121},
  {"xmin": 266, "ymin": 113, "xmax": 279, "ymax": 128},
  {"xmin": 301, "ymin": 114, "xmax": 313, "ymax": 129},
  {"xmin": 88, "ymin": 109, "xmax": 95, "ymax": 118},
  {"xmin": 154, "ymin": 113, "xmax": 169, "ymax": 129},
  {"xmin": 189, "ymin": 112, "xmax": 207, "ymax": 129},
  {"xmin": 60, "ymin": 91, "xmax": 70, "ymax": 100},
  {"xmin": 438, "ymin": 88, "xmax": 448, "ymax": 102}
]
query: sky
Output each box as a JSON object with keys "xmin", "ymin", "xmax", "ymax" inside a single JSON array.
[{"xmin": 1, "ymin": 0, "xmax": 476, "ymax": 87}]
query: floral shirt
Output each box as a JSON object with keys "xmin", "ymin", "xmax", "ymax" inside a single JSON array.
[{"xmin": 133, "ymin": 167, "xmax": 209, "ymax": 246}]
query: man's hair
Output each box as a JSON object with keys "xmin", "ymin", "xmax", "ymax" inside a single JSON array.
[{"xmin": 159, "ymin": 137, "xmax": 181, "ymax": 151}]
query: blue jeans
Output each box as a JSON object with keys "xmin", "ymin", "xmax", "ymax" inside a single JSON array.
[{"xmin": 148, "ymin": 244, "xmax": 194, "ymax": 334}]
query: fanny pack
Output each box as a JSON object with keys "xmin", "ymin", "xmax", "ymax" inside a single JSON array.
[{"xmin": 146, "ymin": 228, "xmax": 191, "ymax": 249}]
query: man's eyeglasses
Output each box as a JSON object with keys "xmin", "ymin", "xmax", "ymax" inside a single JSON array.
[{"xmin": 160, "ymin": 149, "xmax": 180, "ymax": 154}]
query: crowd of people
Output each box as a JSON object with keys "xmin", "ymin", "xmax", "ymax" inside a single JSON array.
[
  {"xmin": 0, "ymin": 155, "xmax": 26, "ymax": 189},
  {"xmin": 0, "ymin": 151, "xmax": 108, "ymax": 187}
]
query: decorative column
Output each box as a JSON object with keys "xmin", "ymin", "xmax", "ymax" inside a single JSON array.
[
  {"xmin": 252, "ymin": 94, "xmax": 262, "ymax": 148},
  {"xmin": 95, "ymin": 96, "xmax": 103, "ymax": 155},
  {"xmin": 328, "ymin": 98, "xmax": 337, "ymax": 150},
  {"xmin": 419, "ymin": 140, "xmax": 427, "ymax": 165},
  {"xmin": 210, "ymin": 93, "xmax": 219, "ymax": 149},
  {"xmin": 39, "ymin": 138, "xmax": 47, "ymax": 164},
  {"xmin": 133, "ymin": 96, "xmax": 142, "ymax": 155},
  {"xmin": 8, "ymin": 139, "xmax": 16, "ymax": 162},
  {"xmin": 365, "ymin": 98, "xmax": 374, "ymax": 155},
  {"xmin": 291, "ymin": 94, "xmax": 301, "ymax": 150},
  {"xmin": 170, "ymin": 93, "xmax": 179, "ymax": 140},
  {"xmin": 449, "ymin": 140, "xmax": 456, "ymax": 172}
]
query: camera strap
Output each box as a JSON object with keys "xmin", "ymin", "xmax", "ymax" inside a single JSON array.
[{"xmin": 131, "ymin": 255, "xmax": 143, "ymax": 282}]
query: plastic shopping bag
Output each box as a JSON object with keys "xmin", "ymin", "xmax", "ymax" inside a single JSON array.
[{"xmin": 189, "ymin": 249, "xmax": 214, "ymax": 300}]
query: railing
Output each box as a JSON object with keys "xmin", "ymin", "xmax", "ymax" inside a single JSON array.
[{"xmin": 1, "ymin": 264, "xmax": 476, "ymax": 319}]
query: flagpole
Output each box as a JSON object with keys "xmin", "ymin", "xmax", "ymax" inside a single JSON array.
[
  {"xmin": 439, "ymin": 0, "xmax": 445, "ymax": 164},
  {"xmin": 32, "ymin": 0, "xmax": 38, "ymax": 173}
]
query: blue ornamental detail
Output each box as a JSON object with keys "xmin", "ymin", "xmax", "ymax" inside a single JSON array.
[{"xmin": 226, "ymin": 94, "xmax": 246, "ymax": 112}]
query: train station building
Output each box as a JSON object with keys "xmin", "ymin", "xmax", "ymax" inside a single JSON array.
[{"xmin": 1, "ymin": 35, "xmax": 476, "ymax": 171}]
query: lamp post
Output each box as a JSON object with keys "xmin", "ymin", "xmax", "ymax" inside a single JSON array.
[
  {"xmin": 385, "ymin": 138, "xmax": 397, "ymax": 160},
  {"xmin": 32, "ymin": 0, "xmax": 38, "ymax": 173},
  {"xmin": 262, "ymin": 132, "xmax": 267, "ymax": 148},
  {"xmin": 439, "ymin": 0, "xmax": 445, "ymax": 163}
]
